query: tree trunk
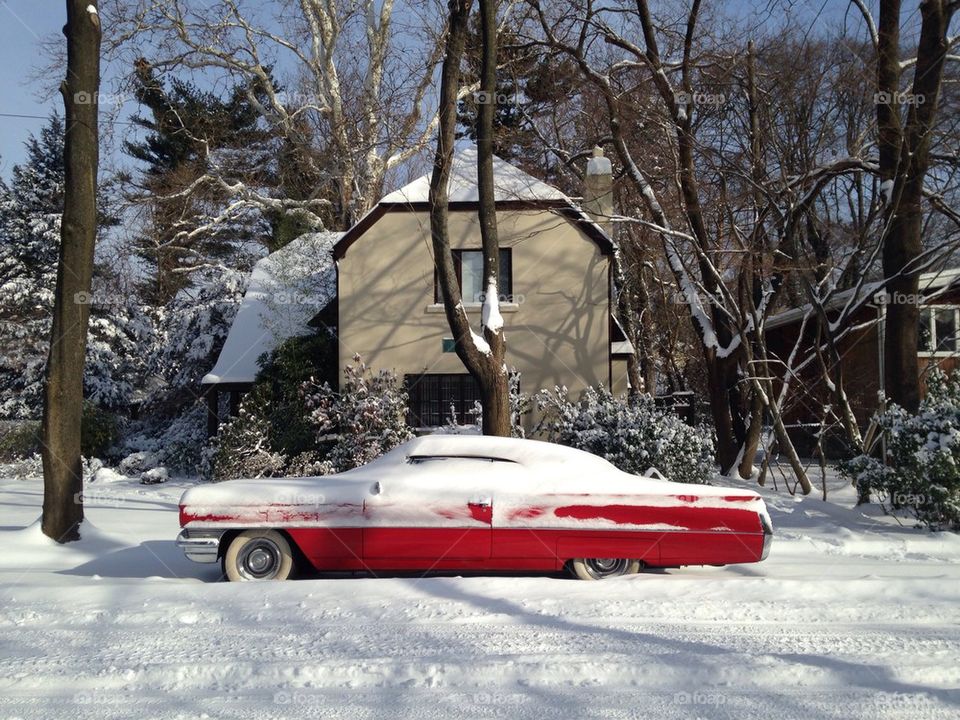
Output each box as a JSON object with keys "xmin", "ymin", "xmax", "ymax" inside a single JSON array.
[
  {"xmin": 473, "ymin": 0, "xmax": 510, "ymax": 436},
  {"xmin": 41, "ymin": 0, "xmax": 101, "ymax": 543},
  {"xmin": 737, "ymin": 387, "xmax": 764, "ymax": 479},
  {"xmin": 877, "ymin": 0, "xmax": 953, "ymax": 413}
]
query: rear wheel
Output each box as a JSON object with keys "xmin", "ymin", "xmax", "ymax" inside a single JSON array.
[
  {"xmin": 223, "ymin": 529, "xmax": 296, "ymax": 582},
  {"xmin": 570, "ymin": 557, "xmax": 641, "ymax": 581}
]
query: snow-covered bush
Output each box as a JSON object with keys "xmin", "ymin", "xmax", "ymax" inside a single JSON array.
[
  {"xmin": 302, "ymin": 355, "xmax": 414, "ymax": 472},
  {"xmin": 118, "ymin": 401, "xmax": 210, "ymax": 474},
  {"xmin": 535, "ymin": 386, "xmax": 715, "ymax": 484},
  {"xmin": 840, "ymin": 369, "xmax": 960, "ymax": 530}
]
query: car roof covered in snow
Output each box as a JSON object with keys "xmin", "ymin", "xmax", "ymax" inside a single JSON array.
[
  {"xmin": 401, "ymin": 434, "xmax": 614, "ymax": 468},
  {"xmin": 202, "ymin": 231, "xmax": 340, "ymax": 385}
]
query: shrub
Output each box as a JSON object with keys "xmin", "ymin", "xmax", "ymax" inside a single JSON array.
[
  {"xmin": 0, "ymin": 421, "xmax": 41, "ymax": 461},
  {"xmin": 840, "ymin": 369, "xmax": 960, "ymax": 530},
  {"xmin": 302, "ymin": 356, "xmax": 414, "ymax": 472},
  {"xmin": 255, "ymin": 332, "xmax": 337, "ymax": 458},
  {"xmin": 0, "ymin": 405, "xmax": 118, "ymax": 462},
  {"xmin": 205, "ymin": 384, "xmax": 287, "ymax": 482},
  {"xmin": 80, "ymin": 402, "xmax": 119, "ymax": 458},
  {"xmin": 535, "ymin": 386, "xmax": 715, "ymax": 484}
]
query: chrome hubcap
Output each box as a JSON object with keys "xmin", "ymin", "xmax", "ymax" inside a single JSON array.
[
  {"xmin": 237, "ymin": 538, "xmax": 281, "ymax": 580},
  {"xmin": 584, "ymin": 558, "xmax": 629, "ymax": 578}
]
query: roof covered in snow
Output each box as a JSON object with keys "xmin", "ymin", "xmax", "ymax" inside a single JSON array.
[
  {"xmin": 380, "ymin": 146, "xmax": 569, "ymax": 204},
  {"xmin": 333, "ymin": 145, "xmax": 614, "ymax": 260},
  {"xmin": 766, "ymin": 267, "xmax": 960, "ymax": 331},
  {"xmin": 202, "ymin": 231, "xmax": 340, "ymax": 385}
]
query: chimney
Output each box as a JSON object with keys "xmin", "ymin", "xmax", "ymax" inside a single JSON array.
[{"xmin": 582, "ymin": 146, "xmax": 613, "ymax": 236}]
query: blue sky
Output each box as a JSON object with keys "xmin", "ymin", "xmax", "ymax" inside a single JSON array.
[
  {"xmin": 0, "ymin": 0, "xmax": 900, "ymax": 180},
  {"xmin": 0, "ymin": 1, "xmax": 66, "ymax": 175}
]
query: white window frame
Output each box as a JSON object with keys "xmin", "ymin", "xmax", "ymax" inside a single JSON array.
[{"xmin": 918, "ymin": 305, "xmax": 960, "ymax": 357}]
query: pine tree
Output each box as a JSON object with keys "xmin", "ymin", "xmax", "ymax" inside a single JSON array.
[{"xmin": 122, "ymin": 59, "xmax": 276, "ymax": 303}]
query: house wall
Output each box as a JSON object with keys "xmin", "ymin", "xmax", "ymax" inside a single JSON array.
[
  {"xmin": 336, "ymin": 207, "xmax": 610, "ymax": 432},
  {"xmin": 765, "ymin": 289, "xmax": 960, "ymax": 457},
  {"xmin": 611, "ymin": 358, "xmax": 630, "ymax": 397}
]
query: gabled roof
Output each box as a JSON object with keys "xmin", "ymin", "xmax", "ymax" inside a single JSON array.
[
  {"xmin": 332, "ymin": 145, "xmax": 614, "ymax": 259},
  {"xmin": 381, "ymin": 146, "xmax": 568, "ymax": 203},
  {"xmin": 202, "ymin": 231, "xmax": 340, "ymax": 386}
]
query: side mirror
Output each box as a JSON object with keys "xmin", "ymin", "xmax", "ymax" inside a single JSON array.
[{"xmin": 371, "ymin": 481, "xmax": 382, "ymax": 495}]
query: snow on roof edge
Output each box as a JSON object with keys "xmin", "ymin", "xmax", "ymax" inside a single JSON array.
[{"xmin": 203, "ymin": 231, "xmax": 341, "ymax": 386}]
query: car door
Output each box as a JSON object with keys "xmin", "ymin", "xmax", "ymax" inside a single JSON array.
[{"xmin": 362, "ymin": 456, "xmax": 502, "ymax": 566}]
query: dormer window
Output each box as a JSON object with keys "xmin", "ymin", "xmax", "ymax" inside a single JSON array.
[{"xmin": 435, "ymin": 249, "xmax": 512, "ymax": 303}]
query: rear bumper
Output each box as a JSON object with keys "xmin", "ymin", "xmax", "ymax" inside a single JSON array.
[
  {"xmin": 176, "ymin": 528, "xmax": 227, "ymax": 563},
  {"xmin": 760, "ymin": 514, "xmax": 773, "ymax": 561}
]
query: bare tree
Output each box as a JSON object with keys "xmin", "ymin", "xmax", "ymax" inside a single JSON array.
[
  {"xmin": 102, "ymin": 0, "xmax": 491, "ymax": 236},
  {"xmin": 430, "ymin": 0, "xmax": 511, "ymax": 435},
  {"xmin": 872, "ymin": 0, "xmax": 958, "ymax": 413},
  {"xmin": 42, "ymin": 0, "xmax": 102, "ymax": 542}
]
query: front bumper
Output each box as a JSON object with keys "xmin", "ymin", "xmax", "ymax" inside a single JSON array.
[{"xmin": 176, "ymin": 528, "xmax": 227, "ymax": 563}]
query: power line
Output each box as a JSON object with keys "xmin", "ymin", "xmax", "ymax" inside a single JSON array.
[{"xmin": 0, "ymin": 111, "xmax": 137, "ymax": 126}]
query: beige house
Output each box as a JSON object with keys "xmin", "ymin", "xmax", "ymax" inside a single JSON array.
[{"xmin": 203, "ymin": 146, "xmax": 632, "ymax": 434}]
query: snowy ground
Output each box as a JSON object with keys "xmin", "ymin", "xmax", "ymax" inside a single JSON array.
[{"xmin": 1, "ymin": 465, "xmax": 958, "ymax": 720}]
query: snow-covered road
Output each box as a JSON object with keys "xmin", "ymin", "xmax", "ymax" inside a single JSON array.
[{"xmin": 1, "ymin": 468, "xmax": 958, "ymax": 720}]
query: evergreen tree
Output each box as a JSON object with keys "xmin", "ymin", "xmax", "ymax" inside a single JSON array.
[
  {"xmin": 0, "ymin": 114, "xmax": 149, "ymax": 420},
  {"xmin": 122, "ymin": 58, "xmax": 274, "ymax": 303}
]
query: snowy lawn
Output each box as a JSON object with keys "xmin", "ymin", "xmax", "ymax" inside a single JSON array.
[{"xmin": 1, "ymin": 466, "xmax": 958, "ymax": 719}]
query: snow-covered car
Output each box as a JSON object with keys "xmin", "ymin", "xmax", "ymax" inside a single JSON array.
[{"xmin": 177, "ymin": 435, "xmax": 773, "ymax": 581}]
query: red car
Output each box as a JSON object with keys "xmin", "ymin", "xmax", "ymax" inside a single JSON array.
[{"xmin": 177, "ymin": 435, "xmax": 772, "ymax": 581}]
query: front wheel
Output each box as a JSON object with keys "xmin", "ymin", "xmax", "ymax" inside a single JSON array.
[
  {"xmin": 223, "ymin": 529, "xmax": 296, "ymax": 582},
  {"xmin": 570, "ymin": 557, "xmax": 641, "ymax": 581}
]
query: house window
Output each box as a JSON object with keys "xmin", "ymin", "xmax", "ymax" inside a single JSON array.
[
  {"xmin": 405, "ymin": 373, "xmax": 481, "ymax": 427},
  {"xmin": 919, "ymin": 306, "xmax": 960, "ymax": 354},
  {"xmin": 435, "ymin": 249, "xmax": 512, "ymax": 304}
]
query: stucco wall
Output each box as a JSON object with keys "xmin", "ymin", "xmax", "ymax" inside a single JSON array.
[{"xmin": 337, "ymin": 207, "xmax": 610, "ymax": 430}]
